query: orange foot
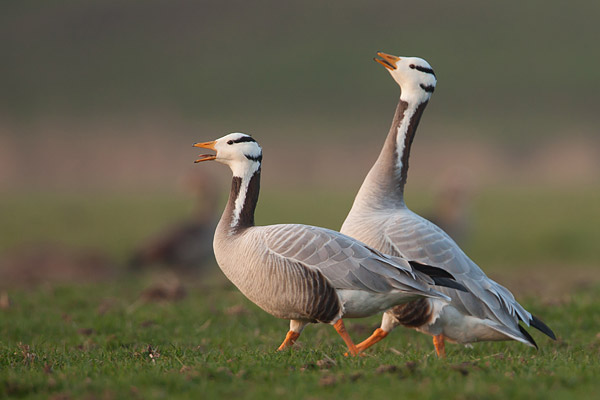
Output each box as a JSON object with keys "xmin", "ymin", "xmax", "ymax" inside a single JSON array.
[
  {"xmin": 433, "ymin": 334, "xmax": 446, "ymax": 358},
  {"xmin": 333, "ymin": 319, "xmax": 360, "ymax": 356},
  {"xmin": 344, "ymin": 328, "xmax": 389, "ymax": 356},
  {"xmin": 277, "ymin": 330, "xmax": 300, "ymax": 351},
  {"xmin": 356, "ymin": 328, "xmax": 389, "ymax": 352}
]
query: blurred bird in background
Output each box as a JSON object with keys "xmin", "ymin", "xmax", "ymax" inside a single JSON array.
[{"xmin": 129, "ymin": 170, "xmax": 220, "ymax": 272}]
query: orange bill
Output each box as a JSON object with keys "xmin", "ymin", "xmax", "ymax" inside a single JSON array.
[
  {"xmin": 374, "ymin": 51, "xmax": 400, "ymax": 70},
  {"xmin": 192, "ymin": 141, "xmax": 217, "ymax": 163}
]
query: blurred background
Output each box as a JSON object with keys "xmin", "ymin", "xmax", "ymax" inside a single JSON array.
[{"xmin": 1, "ymin": 1, "xmax": 599, "ymax": 295}]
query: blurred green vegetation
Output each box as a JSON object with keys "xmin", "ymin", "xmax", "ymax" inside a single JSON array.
[{"xmin": 1, "ymin": 187, "xmax": 598, "ymax": 268}]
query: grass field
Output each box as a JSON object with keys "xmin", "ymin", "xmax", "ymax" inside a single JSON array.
[
  {"xmin": 1, "ymin": 276, "xmax": 599, "ymax": 400},
  {"xmin": 1, "ymin": 187, "xmax": 599, "ymax": 399},
  {"xmin": 0, "ymin": 279, "xmax": 600, "ymax": 399}
]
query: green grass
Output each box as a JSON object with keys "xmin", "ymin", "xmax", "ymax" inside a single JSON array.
[
  {"xmin": 1, "ymin": 277, "xmax": 599, "ymax": 399},
  {"xmin": 1, "ymin": 188, "xmax": 599, "ymax": 398}
]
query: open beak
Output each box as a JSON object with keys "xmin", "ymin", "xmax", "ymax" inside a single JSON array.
[
  {"xmin": 192, "ymin": 141, "xmax": 217, "ymax": 163},
  {"xmin": 374, "ymin": 51, "xmax": 400, "ymax": 70}
]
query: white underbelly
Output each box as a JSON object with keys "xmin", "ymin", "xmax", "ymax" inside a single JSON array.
[
  {"xmin": 418, "ymin": 303, "xmax": 516, "ymax": 344},
  {"xmin": 338, "ymin": 290, "xmax": 420, "ymax": 319}
]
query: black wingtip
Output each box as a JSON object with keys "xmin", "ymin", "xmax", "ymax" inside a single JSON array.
[
  {"xmin": 431, "ymin": 277, "xmax": 468, "ymax": 292},
  {"xmin": 518, "ymin": 324, "xmax": 538, "ymax": 349},
  {"xmin": 409, "ymin": 261, "xmax": 454, "ymax": 280},
  {"xmin": 530, "ymin": 315, "xmax": 556, "ymax": 340},
  {"xmin": 408, "ymin": 261, "xmax": 467, "ymax": 292}
]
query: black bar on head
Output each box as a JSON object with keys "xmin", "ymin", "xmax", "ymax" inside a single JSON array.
[
  {"xmin": 244, "ymin": 153, "xmax": 262, "ymax": 162},
  {"xmin": 415, "ymin": 65, "xmax": 436, "ymax": 77},
  {"xmin": 420, "ymin": 84, "xmax": 435, "ymax": 93},
  {"xmin": 232, "ymin": 136, "xmax": 257, "ymax": 144}
]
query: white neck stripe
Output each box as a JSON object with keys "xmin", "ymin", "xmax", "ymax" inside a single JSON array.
[
  {"xmin": 231, "ymin": 161, "xmax": 260, "ymax": 229},
  {"xmin": 395, "ymin": 102, "xmax": 417, "ymax": 172}
]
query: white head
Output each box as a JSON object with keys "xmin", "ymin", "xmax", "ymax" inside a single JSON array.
[
  {"xmin": 374, "ymin": 52, "xmax": 437, "ymax": 104},
  {"xmin": 193, "ymin": 132, "xmax": 262, "ymax": 178}
]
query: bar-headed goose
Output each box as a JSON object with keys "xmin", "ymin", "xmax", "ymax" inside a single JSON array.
[
  {"xmin": 341, "ymin": 52, "xmax": 555, "ymax": 357},
  {"xmin": 192, "ymin": 132, "xmax": 463, "ymax": 355}
]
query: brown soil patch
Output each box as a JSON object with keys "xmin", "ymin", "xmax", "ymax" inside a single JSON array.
[{"xmin": 0, "ymin": 242, "xmax": 117, "ymax": 289}]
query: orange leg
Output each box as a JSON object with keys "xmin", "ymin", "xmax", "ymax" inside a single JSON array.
[
  {"xmin": 355, "ymin": 328, "xmax": 389, "ymax": 352},
  {"xmin": 433, "ymin": 334, "xmax": 446, "ymax": 358},
  {"xmin": 277, "ymin": 330, "xmax": 301, "ymax": 351},
  {"xmin": 333, "ymin": 319, "xmax": 359, "ymax": 356}
]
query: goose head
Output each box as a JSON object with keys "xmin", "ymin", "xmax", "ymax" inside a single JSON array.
[
  {"xmin": 374, "ymin": 52, "xmax": 437, "ymax": 103},
  {"xmin": 193, "ymin": 132, "xmax": 262, "ymax": 178}
]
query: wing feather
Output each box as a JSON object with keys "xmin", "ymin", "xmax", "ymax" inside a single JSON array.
[
  {"xmin": 259, "ymin": 223, "xmax": 446, "ymax": 298},
  {"xmin": 381, "ymin": 209, "xmax": 532, "ymax": 331}
]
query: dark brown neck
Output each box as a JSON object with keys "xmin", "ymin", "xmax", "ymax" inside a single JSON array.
[
  {"xmin": 395, "ymin": 100, "xmax": 428, "ymax": 195},
  {"xmin": 220, "ymin": 168, "xmax": 261, "ymax": 234},
  {"xmin": 349, "ymin": 97, "xmax": 428, "ymax": 211}
]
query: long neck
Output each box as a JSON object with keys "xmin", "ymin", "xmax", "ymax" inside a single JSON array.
[
  {"xmin": 352, "ymin": 96, "xmax": 428, "ymax": 210},
  {"xmin": 217, "ymin": 167, "xmax": 261, "ymax": 235}
]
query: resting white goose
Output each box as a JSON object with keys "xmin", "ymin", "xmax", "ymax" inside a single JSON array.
[
  {"xmin": 192, "ymin": 132, "xmax": 464, "ymax": 355},
  {"xmin": 341, "ymin": 52, "xmax": 555, "ymax": 357}
]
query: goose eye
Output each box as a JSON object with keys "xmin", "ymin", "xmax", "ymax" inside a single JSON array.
[
  {"xmin": 227, "ymin": 140, "xmax": 233, "ymax": 145},
  {"xmin": 409, "ymin": 64, "xmax": 416, "ymax": 69}
]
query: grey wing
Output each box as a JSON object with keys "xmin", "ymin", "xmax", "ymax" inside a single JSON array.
[
  {"xmin": 382, "ymin": 209, "xmax": 532, "ymax": 328},
  {"xmin": 261, "ymin": 224, "xmax": 444, "ymax": 298}
]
